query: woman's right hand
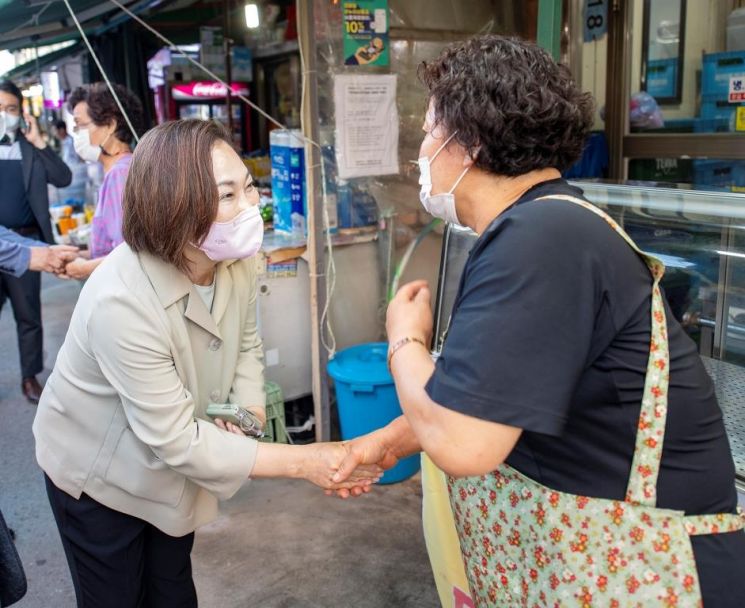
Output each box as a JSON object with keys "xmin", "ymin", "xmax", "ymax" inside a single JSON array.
[
  {"xmin": 299, "ymin": 442, "xmax": 383, "ymax": 491},
  {"xmin": 217, "ymin": 421, "xmax": 383, "ymax": 491}
]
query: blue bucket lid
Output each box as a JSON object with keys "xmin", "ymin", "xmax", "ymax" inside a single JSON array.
[{"xmin": 327, "ymin": 342, "xmax": 392, "ymax": 386}]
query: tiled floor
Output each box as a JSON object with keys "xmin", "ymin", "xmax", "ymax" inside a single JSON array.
[{"xmin": 701, "ymin": 356, "xmax": 745, "ymax": 479}]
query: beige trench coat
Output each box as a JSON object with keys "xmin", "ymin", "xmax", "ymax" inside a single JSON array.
[{"xmin": 33, "ymin": 244, "xmax": 265, "ymax": 536}]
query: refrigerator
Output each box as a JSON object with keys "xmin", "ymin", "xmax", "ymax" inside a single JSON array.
[{"xmin": 168, "ymin": 81, "xmax": 252, "ymax": 151}]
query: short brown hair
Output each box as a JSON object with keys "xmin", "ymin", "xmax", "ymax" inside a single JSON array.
[
  {"xmin": 68, "ymin": 82, "xmax": 144, "ymax": 145},
  {"xmin": 123, "ymin": 119, "xmax": 232, "ymax": 271}
]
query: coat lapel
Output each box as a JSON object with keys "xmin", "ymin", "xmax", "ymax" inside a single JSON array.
[
  {"xmin": 184, "ymin": 287, "xmax": 221, "ymax": 339},
  {"xmin": 138, "ymin": 251, "xmax": 227, "ymax": 339}
]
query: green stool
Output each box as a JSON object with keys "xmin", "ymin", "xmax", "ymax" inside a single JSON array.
[{"xmin": 261, "ymin": 382, "xmax": 289, "ymax": 443}]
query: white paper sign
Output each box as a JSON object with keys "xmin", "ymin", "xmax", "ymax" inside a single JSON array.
[{"xmin": 334, "ymin": 74, "xmax": 399, "ymax": 179}]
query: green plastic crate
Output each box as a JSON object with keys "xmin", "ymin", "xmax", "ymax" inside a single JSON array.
[{"xmin": 261, "ymin": 381, "xmax": 289, "ymax": 443}]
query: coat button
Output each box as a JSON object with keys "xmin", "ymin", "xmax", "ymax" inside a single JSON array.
[
  {"xmin": 209, "ymin": 338, "xmax": 222, "ymax": 351},
  {"xmin": 210, "ymin": 390, "xmax": 220, "ymax": 401}
]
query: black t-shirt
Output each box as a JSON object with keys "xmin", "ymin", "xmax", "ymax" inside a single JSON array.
[{"xmin": 426, "ymin": 179, "xmax": 745, "ymax": 605}]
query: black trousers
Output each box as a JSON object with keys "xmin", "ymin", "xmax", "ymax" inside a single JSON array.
[
  {"xmin": 0, "ymin": 233, "xmax": 43, "ymax": 379},
  {"xmin": 45, "ymin": 475, "xmax": 198, "ymax": 608}
]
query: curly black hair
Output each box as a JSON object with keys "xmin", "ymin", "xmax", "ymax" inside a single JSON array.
[
  {"xmin": 418, "ymin": 35, "xmax": 594, "ymax": 176},
  {"xmin": 68, "ymin": 82, "xmax": 144, "ymax": 145}
]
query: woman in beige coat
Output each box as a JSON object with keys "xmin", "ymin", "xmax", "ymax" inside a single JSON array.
[{"xmin": 33, "ymin": 119, "xmax": 376, "ymax": 607}]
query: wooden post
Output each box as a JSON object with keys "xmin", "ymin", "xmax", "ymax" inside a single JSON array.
[
  {"xmin": 298, "ymin": 0, "xmax": 331, "ymax": 442},
  {"xmin": 605, "ymin": 0, "xmax": 631, "ymax": 180}
]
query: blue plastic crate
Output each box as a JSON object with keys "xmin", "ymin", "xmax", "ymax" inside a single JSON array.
[
  {"xmin": 693, "ymin": 159, "xmax": 745, "ymax": 188},
  {"xmin": 646, "ymin": 58, "xmax": 678, "ymax": 98},
  {"xmin": 702, "ymin": 51, "xmax": 745, "ymax": 97},
  {"xmin": 700, "ymin": 97, "xmax": 742, "ymax": 122},
  {"xmin": 693, "ymin": 116, "xmax": 733, "ymax": 133}
]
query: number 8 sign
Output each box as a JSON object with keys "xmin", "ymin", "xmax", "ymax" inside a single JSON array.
[{"xmin": 584, "ymin": 0, "xmax": 608, "ymax": 42}]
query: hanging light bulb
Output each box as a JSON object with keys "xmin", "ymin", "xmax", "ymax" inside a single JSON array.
[{"xmin": 245, "ymin": 3, "xmax": 260, "ymax": 29}]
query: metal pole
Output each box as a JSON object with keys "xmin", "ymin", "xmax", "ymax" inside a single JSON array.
[
  {"xmin": 298, "ymin": 0, "xmax": 331, "ymax": 442},
  {"xmin": 566, "ymin": 0, "xmax": 584, "ymax": 82},
  {"xmin": 224, "ymin": 0, "xmax": 234, "ymax": 140}
]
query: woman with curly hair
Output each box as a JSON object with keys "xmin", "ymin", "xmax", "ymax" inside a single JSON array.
[
  {"xmin": 335, "ymin": 35, "xmax": 744, "ymax": 606},
  {"xmin": 62, "ymin": 82, "xmax": 144, "ymax": 280}
]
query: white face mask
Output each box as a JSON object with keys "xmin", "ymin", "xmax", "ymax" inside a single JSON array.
[
  {"xmin": 417, "ymin": 130, "xmax": 471, "ymax": 226},
  {"xmin": 0, "ymin": 111, "xmax": 20, "ymax": 141},
  {"xmin": 71, "ymin": 128, "xmax": 102, "ymax": 163}
]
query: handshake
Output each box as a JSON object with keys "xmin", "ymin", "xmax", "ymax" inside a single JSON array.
[
  {"xmin": 29, "ymin": 245, "xmax": 94, "ymax": 280},
  {"xmin": 218, "ymin": 417, "xmax": 407, "ymax": 499}
]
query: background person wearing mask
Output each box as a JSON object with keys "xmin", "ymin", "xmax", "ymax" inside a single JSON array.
[
  {"xmin": 0, "ymin": 79, "xmax": 72, "ymax": 403},
  {"xmin": 52, "ymin": 119, "xmax": 87, "ymax": 206},
  {"xmin": 60, "ymin": 82, "xmax": 144, "ymax": 281}
]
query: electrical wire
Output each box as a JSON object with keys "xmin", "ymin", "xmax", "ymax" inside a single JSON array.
[
  {"xmin": 388, "ymin": 218, "xmax": 441, "ymax": 302},
  {"xmin": 296, "ymin": 0, "xmax": 337, "ymax": 359},
  {"xmin": 104, "ymin": 0, "xmax": 338, "ymax": 358},
  {"xmin": 62, "ymin": 0, "xmax": 141, "ymax": 143},
  {"xmin": 52, "ymin": 0, "xmax": 338, "ymax": 362},
  {"xmin": 107, "ymin": 0, "xmax": 293, "ymax": 137}
]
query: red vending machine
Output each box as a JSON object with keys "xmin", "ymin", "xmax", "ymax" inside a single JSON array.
[{"xmin": 169, "ymin": 81, "xmax": 252, "ymax": 152}]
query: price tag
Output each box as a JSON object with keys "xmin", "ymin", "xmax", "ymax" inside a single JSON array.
[
  {"xmin": 736, "ymin": 106, "xmax": 745, "ymax": 132},
  {"xmin": 729, "ymin": 76, "xmax": 745, "ymax": 103},
  {"xmin": 584, "ymin": 0, "xmax": 608, "ymax": 42}
]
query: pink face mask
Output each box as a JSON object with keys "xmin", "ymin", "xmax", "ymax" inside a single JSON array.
[{"xmin": 197, "ymin": 205, "xmax": 264, "ymax": 262}]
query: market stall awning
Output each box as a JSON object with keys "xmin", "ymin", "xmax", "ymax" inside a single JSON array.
[
  {"xmin": 0, "ymin": 0, "xmax": 171, "ymax": 51},
  {"xmin": 3, "ymin": 41, "xmax": 84, "ymax": 81}
]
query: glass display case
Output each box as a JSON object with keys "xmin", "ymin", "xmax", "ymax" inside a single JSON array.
[{"xmin": 432, "ymin": 181, "xmax": 745, "ymax": 494}]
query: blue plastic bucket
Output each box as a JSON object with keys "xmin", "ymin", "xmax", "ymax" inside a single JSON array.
[{"xmin": 327, "ymin": 342, "xmax": 420, "ymax": 484}]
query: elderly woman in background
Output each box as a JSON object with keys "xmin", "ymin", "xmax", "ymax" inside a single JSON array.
[
  {"xmin": 335, "ymin": 35, "xmax": 745, "ymax": 607},
  {"xmin": 34, "ymin": 119, "xmax": 377, "ymax": 608},
  {"xmin": 62, "ymin": 82, "xmax": 144, "ymax": 280}
]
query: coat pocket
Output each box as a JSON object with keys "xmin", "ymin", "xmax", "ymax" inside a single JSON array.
[{"xmin": 104, "ymin": 428, "xmax": 186, "ymax": 508}]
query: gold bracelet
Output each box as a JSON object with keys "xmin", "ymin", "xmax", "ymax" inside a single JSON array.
[{"xmin": 387, "ymin": 336, "xmax": 427, "ymax": 372}]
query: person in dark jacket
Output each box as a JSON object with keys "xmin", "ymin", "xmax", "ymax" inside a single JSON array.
[
  {"xmin": 0, "ymin": 79, "xmax": 72, "ymax": 403},
  {"xmin": 0, "ymin": 225, "xmax": 77, "ymax": 277}
]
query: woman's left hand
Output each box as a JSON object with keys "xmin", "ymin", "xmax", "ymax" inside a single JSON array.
[
  {"xmin": 59, "ymin": 257, "xmax": 94, "ymax": 281},
  {"xmin": 386, "ymin": 280, "xmax": 433, "ymax": 345},
  {"xmin": 214, "ymin": 418, "xmax": 245, "ymax": 436}
]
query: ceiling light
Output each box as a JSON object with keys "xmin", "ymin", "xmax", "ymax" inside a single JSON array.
[{"xmin": 245, "ymin": 3, "xmax": 260, "ymax": 29}]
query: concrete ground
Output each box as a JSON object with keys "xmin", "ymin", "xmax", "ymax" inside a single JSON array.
[{"xmin": 0, "ymin": 275, "xmax": 439, "ymax": 608}]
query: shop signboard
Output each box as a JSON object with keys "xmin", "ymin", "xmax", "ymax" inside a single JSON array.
[
  {"xmin": 41, "ymin": 71, "xmax": 62, "ymax": 109},
  {"xmin": 171, "ymin": 81, "xmax": 249, "ymax": 100},
  {"xmin": 342, "ymin": 1, "xmax": 389, "ymax": 67},
  {"xmin": 232, "ymin": 46, "xmax": 253, "ymax": 82},
  {"xmin": 200, "ymin": 26, "xmax": 225, "ymax": 78}
]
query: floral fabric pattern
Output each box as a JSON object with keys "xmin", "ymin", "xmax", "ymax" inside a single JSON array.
[{"xmin": 447, "ymin": 195, "xmax": 745, "ymax": 607}]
